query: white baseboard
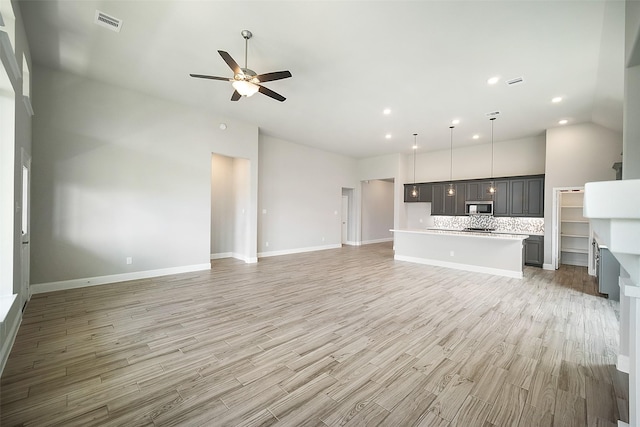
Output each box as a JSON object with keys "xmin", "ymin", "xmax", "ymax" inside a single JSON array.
[
  {"xmin": 211, "ymin": 252, "xmax": 257, "ymax": 264},
  {"xmin": 259, "ymin": 244, "xmax": 341, "ymax": 258},
  {"xmin": 0, "ymin": 304, "xmax": 22, "ymax": 377},
  {"xmin": 617, "ymin": 354, "xmax": 630, "ymax": 373},
  {"xmin": 394, "ymin": 254, "xmax": 523, "ymax": 279},
  {"xmin": 361, "ymin": 238, "xmax": 393, "ymax": 245},
  {"xmin": 211, "ymin": 252, "xmax": 233, "ymax": 260},
  {"xmin": 30, "ymin": 263, "xmax": 212, "ymax": 294},
  {"xmin": 343, "ymin": 241, "xmax": 359, "ymax": 246},
  {"xmin": 543, "ymin": 263, "xmax": 555, "ymax": 271}
]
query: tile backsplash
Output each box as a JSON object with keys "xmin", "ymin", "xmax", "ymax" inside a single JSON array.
[{"xmin": 432, "ymin": 216, "xmax": 544, "ymax": 235}]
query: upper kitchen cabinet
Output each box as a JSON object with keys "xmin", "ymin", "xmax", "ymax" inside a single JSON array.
[
  {"xmin": 404, "ymin": 184, "xmax": 420, "ymax": 202},
  {"xmin": 509, "ymin": 176, "xmax": 544, "ymax": 217},
  {"xmin": 418, "ymin": 183, "xmax": 432, "ymax": 203},
  {"xmin": 404, "ymin": 183, "xmax": 432, "ymax": 203},
  {"xmin": 431, "ymin": 182, "xmax": 465, "ymax": 215},
  {"xmin": 492, "ymin": 180, "xmax": 510, "ymax": 216},
  {"xmin": 465, "ymin": 182, "xmax": 494, "ymax": 201}
]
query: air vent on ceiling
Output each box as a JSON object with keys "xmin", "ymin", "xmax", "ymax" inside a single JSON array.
[
  {"xmin": 94, "ymin": 10, "xmax": 122, "ymax": 33},
  {"xmin": 485, "ymin": 111, "xmax": 501, "ymax": 117},
  {"xmin": 506, "ymin": 77, "xmax": 524, "ymax": 86}
]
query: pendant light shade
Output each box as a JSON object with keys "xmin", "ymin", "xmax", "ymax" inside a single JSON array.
[
  {"xmin": 447, "ymin": 126, "xmax": 455, "ymax": 197},
  {"xmin": 487, "ymin": 118, "xmax": 497, "ymax": 195},
  {"xmin": 411, "ymin": 133, "xmax": 418, "ymax": 197}
]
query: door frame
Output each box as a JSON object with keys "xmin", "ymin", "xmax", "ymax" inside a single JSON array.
[{"xmin": 21, "ymin": 148, "xmax": 31, "ymax": 304}]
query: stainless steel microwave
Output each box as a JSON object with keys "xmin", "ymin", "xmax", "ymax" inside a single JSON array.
[{"xmin": 465, "ymin": 201, "xmax": 494, "ymax": 215}]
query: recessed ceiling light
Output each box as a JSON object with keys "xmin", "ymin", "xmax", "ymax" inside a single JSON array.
[
  {"xmin": 559, "ymin": 119, "xmax": 568, "ymax": 125},
  {"xmin": 472, "ymin": 134, "xmax": 480, "ymax": 140},
  {"xmin": 383, "ymin": 108, "xmax": 391, "ymax": 115},
  {"xmin": 452, "ymin": 119, "xmax": 460, "ymax": 125},
  {"xmin": 552, "ymin": 96, "xmax": 563, "ymax": 103},
  {"xmin": 385, "ymin": 133, "xmax": 392, "ymax": 139},
  {"xmin": 487, "ymin": 76, "xmax": 500, "ymax": 85}
]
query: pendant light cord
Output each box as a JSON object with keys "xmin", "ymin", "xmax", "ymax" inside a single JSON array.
[
  {"xmin": 413, "ymin": 133, "xmax": 417, "ymax": 184},
  {"xmin": 490, "ymin": 118, "xmax": 495, "ymax": 179},
  {"xmin": 449, "ymin": 126, "xmax": 454, "ymax": 182}
]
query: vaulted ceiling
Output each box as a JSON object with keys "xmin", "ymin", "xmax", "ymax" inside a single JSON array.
[{"xmin": 19, "ymin": 0, "xmax": 625, "ymax": 158}]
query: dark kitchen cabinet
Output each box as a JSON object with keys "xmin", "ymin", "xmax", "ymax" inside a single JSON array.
[
  {"xmin": 492, "ymin": 180, "xmax": 510, "ymax": 216},
  {"xmin": 418, "ymin": 183, "xmax": 432, "ymax": 203},
  {"xmin": 524, "ymin": 235, "xmax": 544, "ymax": 267},
  {"xmin": 404, "ymin": 184, "xmax": 420, "ymax": 202},
  {"xmin": 431, "ymin": 183, "xmax": 465, "ymax": 215},
  {"xmin": 465, "ymin": 181, "xmax": 494, "ymax": 201},
  {"xmin": 431, "ymin": 183, "xmax": 445, "ymax": 214},
  {"xmin": 510, "ymin": 177, "xmax": 544, "ymax": 217},
  {"xmin": 404, "ymin": 183, "xmax": 433, "ymax": 203}
]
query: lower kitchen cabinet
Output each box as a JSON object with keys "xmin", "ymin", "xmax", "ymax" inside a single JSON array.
[{"xmin": 524, "ymin": 235, "xmax": 544, "ymax": 267}]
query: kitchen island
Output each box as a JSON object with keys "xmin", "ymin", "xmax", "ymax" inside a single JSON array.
[{"xmin": 391, "ymin": 229, "xmax": 529, "ymax": 278}]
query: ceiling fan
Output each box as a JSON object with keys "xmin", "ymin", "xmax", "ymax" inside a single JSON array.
[{"xmin": 190, "ymin": 30, "xmax": 292, "ymax": 102}]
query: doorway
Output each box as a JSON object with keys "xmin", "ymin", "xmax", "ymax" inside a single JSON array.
[
  {"xmin": 551, "ymin": 187, "xmax": 592, "ymax": 272},
  {"xmin": 341, "ymin": 188, "xmax": 354, "ymax": 245},
  {"xmin": 211, "ymin": 153, "xmax": 253, "ymax": 262}
]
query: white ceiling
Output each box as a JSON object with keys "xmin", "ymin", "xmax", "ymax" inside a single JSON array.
[{"xmin": 19, "ymin": 0, "xmax": 625, "ymax": 159}]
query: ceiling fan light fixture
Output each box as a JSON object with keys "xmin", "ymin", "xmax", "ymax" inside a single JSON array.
[{"xmin": 232, "ymin": 80, "xmax": 259, "ymax": 97}]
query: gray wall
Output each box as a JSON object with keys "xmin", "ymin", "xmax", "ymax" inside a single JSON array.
[
  {"xmin": 258, "ymin": 134, "xmax": 358, "ymax": 255},
  {"xmin": 543, "ymin": 122, "xmax": 623, "ymax": 266},
  {"xmin": 410, "ymin": 135, "xmax": 546, "ymax": 183},
  {"xmin": 210, "ymin": 154, "xmax": 234, "ymax": 257},
  {"xmin": 624, "ymin": 0, "xmax": 640, "ymax": 179},
  {"xmin": 361, "ymin": 179, "xmax": 394, "ymax": 243},
  {"xmin": 0, "ymin": 0, "xmax": 33, "ymax": 374},
  {"xmin": 31, "ymin": 67, "xmax": 259, "ymax": 284}
]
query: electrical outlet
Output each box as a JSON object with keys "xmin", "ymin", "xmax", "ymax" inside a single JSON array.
[
  {"xmin": 126, "ymin": 257, "xmax": 133, "ymax": 264},
  {"xmin": 265, "ymin": 242, "xmax": 269, "ymax": 247},
  {"xmin": 322, "ymin": 237, "xmax": 325, "ymax": 242},
  {"xmin": 449, "ymin": 251, "xmax": 454, "ymax": 257}
]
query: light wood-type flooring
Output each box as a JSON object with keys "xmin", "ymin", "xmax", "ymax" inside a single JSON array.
[{"xmin": 0, "ymin": 242, "xmax": 627, "ymax": 426}]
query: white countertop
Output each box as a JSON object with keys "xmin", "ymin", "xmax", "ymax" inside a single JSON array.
[{"xmin": 391, "ymin": 228, "xmax": 529, "ymax": 240}]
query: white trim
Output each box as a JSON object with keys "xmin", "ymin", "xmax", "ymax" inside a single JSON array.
[
  {"xmin": 22, "ymin": 95, "xmax": 33, "ymax": 116},
  {"xmin": 394, "ymin": 254, "xmax": 523, "ymax": 279},
  {"xmin": 0, "ymin": 31, "xmax": 20, "ymax": 82},
  {"xmin": 0, "ymin": 293, "xmax": 15, "ymax": 323},
  {"xmin": 360, "ymin": 237, "xmax": 393, "ymax": 245},
  {"xmin": 618, "ymin": 422, "xmax": 629, "ymax": 427},
  {"xmin": 259, "ymin": 244, "xmax": 341, "ymax": 258},
  {"xmin": 30, "ymin": 263, "xmax": 212, "ymax": 294},
  {"xmin": 232, "ymin": 253, "xmax": 257, "ymax": 264},
  {"xmin": 0, "ymin": 299, "xmax": 21, "ymax": 376},
  {"xmin": 210, "ymin": 252, "xmax": 233, "ymax": 260},
  {"xmin": 343, "ymin": 240, "xmax": 359, "ymax": 246},
  {"xmin": 617, "ymin": 354, "xmax": 630, "ymax": 373},
  {"xmin": 542, "ymin": 263, "xmax": 555, "ymax": 271}
]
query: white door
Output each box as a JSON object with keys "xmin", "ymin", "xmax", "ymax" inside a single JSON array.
[
  {"xmin": 21, "ymin": 150, "xmax": 31, "ymax": 304},
  {"xmin": 341, "ymin": 195, "xmax": 349, "ymax": 244}
]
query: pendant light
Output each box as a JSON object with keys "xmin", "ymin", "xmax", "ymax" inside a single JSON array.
[
  {"xmin": 411, "ymin": 133, "xmax": 418, "ymax": 197},
  {"xmin": 447, "ymin": 126, "xmax": 455, "ymax": 197},
  {"xmin": 487, "ymin": 118, "xmax": 497, "ymax": 195}
]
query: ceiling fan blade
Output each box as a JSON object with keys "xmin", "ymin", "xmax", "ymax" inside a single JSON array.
[
  {"xmin": 231, "ymin": 90, "xmax": 242, "ymax": 101},
  {"xmin": 189, "ymin": 73, "xmax": 230, "ymax": 81},
  {"xmin": 258, "ymin": 85, "xmax": 286, "ymax": 102},
  {"xmin": 255, "ymin": 70, "xmax": 292, "ymax": 83},
  {"xmin": 218, "ymin": 50, "xmax": 242, "ymax": 75}
]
